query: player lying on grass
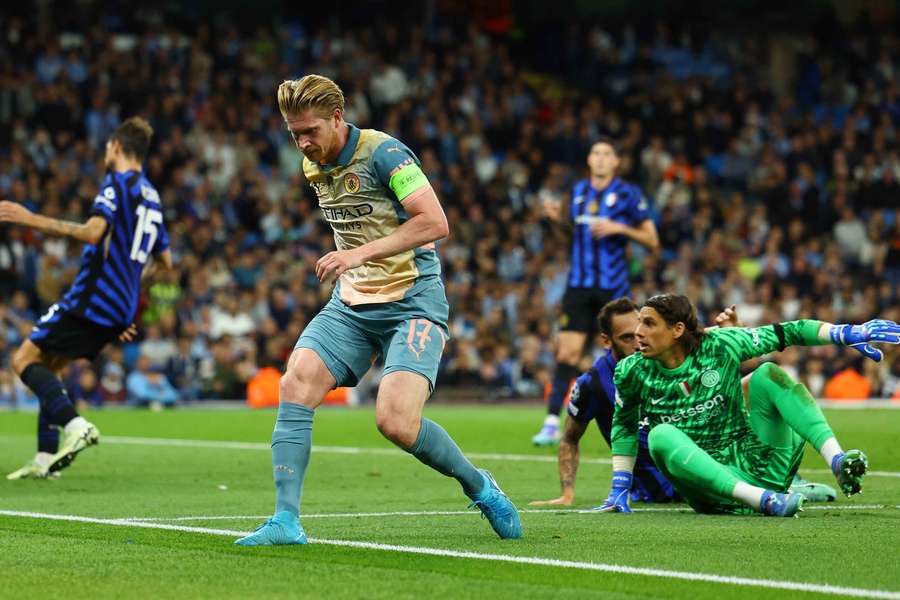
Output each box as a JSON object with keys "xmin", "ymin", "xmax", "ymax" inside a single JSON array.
[
  {"xmin": 530, "ymin": 299, "xmax": 835, "ymax": 508},
  {"xmin": 596, "ymin": 294, "xmax": 899, "ymax": 517}
]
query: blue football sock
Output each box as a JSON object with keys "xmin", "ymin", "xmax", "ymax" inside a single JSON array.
[
  {"xmin": 37, "ymin": 407, "xmax": 59, "ymax": 454},
  {"xmin": 546, "ymin": 363, "xmax": 579, "ymax": 416},
  {"xmin": 21, "ymin": 363, "xmax": 78, "ymax": 426},
  {"xmin": 408, "ymin": 418, "xmax": 484, "ymax": 496},
  {"xmin": 272, "ymin": 402, "xmax": 314, "ymax": 517}
]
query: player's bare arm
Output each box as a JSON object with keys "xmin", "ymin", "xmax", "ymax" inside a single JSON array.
[
  {"xmin": 529, "ymin": 417, "xmax": 588, "ymax": 506},
  {"xmin": 315, "ymin": 185, "xmax": 449, "ymax": 282},
  {"xmin": 0, "ymin": 201, "xmax": 108, "ymax": 245},
  {"xmin": 140, "ymin": 249, "xmax": 174, "ymax": 282},
  {"xmin": 590, "ymin": 217, "xmax": 659, "ymax": 251}
]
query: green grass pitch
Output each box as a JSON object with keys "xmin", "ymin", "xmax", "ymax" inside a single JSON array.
[{"xmin": 1, "ymin": 406, "xmax": 899, "ymax": 599}]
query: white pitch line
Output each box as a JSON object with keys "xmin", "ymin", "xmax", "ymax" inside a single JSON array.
[
  {"xmin": 101, "ymin": 436, "xmax": 900, "ymax": 476},
  {"xmin": 0, "ymin": 510, "xmax": 897, "ymax": 600},
  {"xmin": 802, "ymin": 468, "xmax": 900, "ymax": 479},
  {"xmin": 102, "ymin": 436, "xmax": 613, "ymax": 465},
  {"xmin": 111, "ymin": 503, "xmax": 899, "ymax": 523}
]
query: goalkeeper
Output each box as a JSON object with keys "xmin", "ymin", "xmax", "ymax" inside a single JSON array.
[{"xmin": 597, "ymin": 294, "xmax": 899, "ymax": 517}]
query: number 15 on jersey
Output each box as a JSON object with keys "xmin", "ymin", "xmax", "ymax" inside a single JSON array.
[{"xmin": 130, "ymin": 204, "xmax": 163, "ymax": 264}]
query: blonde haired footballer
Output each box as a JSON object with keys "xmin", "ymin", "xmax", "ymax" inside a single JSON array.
[{"xmin": 236, "ymin": 75, "xmax": 522, "ymax": 545}]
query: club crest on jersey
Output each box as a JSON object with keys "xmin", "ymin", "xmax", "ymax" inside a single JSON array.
[
  {"xmin": 605, "ymin": 193, "xmax": 617, "ymax": 207},
  {"xmin": 700, "ymin": 369, "xmax": 720, "ymax": 388},
  {"xmin": 344, "ymin": 173, "xmax": 361, "ymax": 194}
]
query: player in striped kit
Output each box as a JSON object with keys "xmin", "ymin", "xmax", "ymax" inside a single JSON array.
[
  {"xmin": 534, "ymin": 138, "xmax": 659, "ymax": 446},
  {"xmin": 3, "ymin": 117, "xmax": 172, "ymax": 479}
]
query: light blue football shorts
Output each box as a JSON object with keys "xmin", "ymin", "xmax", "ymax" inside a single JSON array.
[{"xmin": 294, "ymin": 279, "xmax": 450, "ymax": 391}]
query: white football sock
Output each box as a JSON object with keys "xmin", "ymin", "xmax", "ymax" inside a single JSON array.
[
  {"xmin": 543, "ymin": 414, "xmax": 560, "ymax": 427},
  {"xmin": 732, "ymin": 481, "xmax": 767, "ymax": 509},
  {"xmin": 819, "ymin": 437, "xmax": 843, "ymax": 470}
]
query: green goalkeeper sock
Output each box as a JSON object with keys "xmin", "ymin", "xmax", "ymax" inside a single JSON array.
[
  {"xmin": 748, "ymin": 363, "xmax": 835, "ymax": 451},
  {"xmin": 648, "ymin": 424, "xmax": 740, "ymax": 500},
  {"xmin": 272, "ymin": 402, "xmax": 314, "ymax": 517}
]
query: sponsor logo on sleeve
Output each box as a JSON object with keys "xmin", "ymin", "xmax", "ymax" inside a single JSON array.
[{"xmin": 93, "ymin": 187, "xmax": 117, "ymax": 212}]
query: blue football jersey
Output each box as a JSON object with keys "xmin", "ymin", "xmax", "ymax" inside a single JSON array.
[
  {"xmin": 567, "ymin": 350, "xmax": 676, "ymax": 503},
  {"xmin": 59, "ymin": 170, "xmax": 169, "ymax": 328},
  {"xmin": 567, "ymin": 177, "xmax": 652, "ymax": 296}
]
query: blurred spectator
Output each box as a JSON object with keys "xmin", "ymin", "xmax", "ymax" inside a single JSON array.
[
  {"xmin": 0, "ymin": 5, "xmax": 896, "ymax": 402},
  {"xmin": 127, "ymin": 355, "xmax": 179, "ymax": 409},
  {"xmin": 64, "ymin": 361, "xmax": 103, "ymax": 409},
  {"xmin": 823, "ymin": 366, "xmax": 872, "ymax": 401}
]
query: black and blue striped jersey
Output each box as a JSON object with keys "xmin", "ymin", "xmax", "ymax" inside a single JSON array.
[
  {"xmin": 567, "ymin": 177, "xmax": 652, "ymax": 296},
  {"xmin": 58, "ymin": 170, "xmax": 169, "ymax": 328},
  {"xmin": 567, "ymin": 350, "xmax": 676, "ymax": 503}
]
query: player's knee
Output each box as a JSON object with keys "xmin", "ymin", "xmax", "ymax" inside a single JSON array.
[
  {"xmin": 279, "ymin": 366, "xmax": 321, "ymax": 409},
  {"xmin": 648, "ymin": 424, "xmax": 680, "ymax": 455},
  {"xmin": 375, "ymin": 411, "xmax": 417, "ymax": 447},
  {"xmin": 11, "ymin": 345, "xmax": 35, "ymax": 375},
  {"xmin": 555, "ymin": 346, "xmax": 580, "ymax": 365},
  {"xmin": 755, "ymin": 361, "xmax": 794, "ymax": 390}
]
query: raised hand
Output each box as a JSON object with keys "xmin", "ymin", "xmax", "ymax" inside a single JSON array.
[{"xmin": 830, "ymin": 319, "xmax": 900, "ymax": 362}]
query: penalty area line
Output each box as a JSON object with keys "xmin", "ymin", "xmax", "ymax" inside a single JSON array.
[{"xmin": 0, "ymin": 510, "xmax": 897, "ymax": 599}]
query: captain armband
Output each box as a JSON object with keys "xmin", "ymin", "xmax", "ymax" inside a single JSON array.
[{"xmin": 389, "ymin": 163, "xmax": 429, "ymax": 201}]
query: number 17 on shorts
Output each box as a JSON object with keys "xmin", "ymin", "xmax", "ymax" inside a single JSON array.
[{"xmin": 383, "ymin": 318, "xmax": 448, "ymax": 390}]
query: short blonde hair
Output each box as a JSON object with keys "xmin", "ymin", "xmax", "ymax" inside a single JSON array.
[{"xmin": 277, "ymin": 75, "xmax": 345, "ymax": 118}]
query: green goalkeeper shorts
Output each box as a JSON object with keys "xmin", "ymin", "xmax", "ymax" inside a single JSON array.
[{"xmin": 294, "ymin": 279, "xmax": 449, "ymax": 391}]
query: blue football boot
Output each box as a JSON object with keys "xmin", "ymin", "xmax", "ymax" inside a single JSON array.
[
  {"xmin": 467, "ymin": 470, "xmax": 523, "ymax": 539},
  {"xmin": 234, "ymin": 511, "xmax": 308, "ymax": 546},
  {"xmin": 760, "ymin": 490, "xmax": 805, "ymax": 517}
]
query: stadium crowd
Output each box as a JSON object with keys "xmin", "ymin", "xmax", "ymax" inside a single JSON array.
[{"xmin": 0, "ymin": 6, "xmax": 898, "ymax": 408}]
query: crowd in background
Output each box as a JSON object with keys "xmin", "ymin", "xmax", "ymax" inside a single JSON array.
[{"xmin": 0, "ymin": 4, "xmax": 898, "ymax": 409}]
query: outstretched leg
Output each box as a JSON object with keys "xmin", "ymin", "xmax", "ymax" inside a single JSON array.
[
  {"xmin": 648, "ymin": 424, "xmax": 803, "ymax": 517},
  {"xmin": 376, "ymin": 370, "xmax": 522, "ymax": 539},
  {"xmin": 8, "ymin": 341, "xmax": 97, "ymax": 479},
  {"xmin": 747, "ymin": 363, "xmax": 866, "ymax": 497}
]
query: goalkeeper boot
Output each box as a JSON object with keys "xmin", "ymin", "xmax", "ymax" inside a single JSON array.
[
  {"xmin": 760, "ymin": 490, "xmax": 805, "ymax": 517},
  {"xmin": 47, "ymin": 418, "xmax": 99, "ymax": 474},
  {"xmin": 234, "ymin": 511, "xmax": 307, "ymax": 546},
  {"xmin": 531, "ymin": 416, "xmax": 560, "ymax": 447},
  {"xmin": 6, "ymin": 453, "xmax": 58, "ymax": 480},
  {"xmin": 788, "ymin": 473, "xmax": 836, "ymax": 503},
  {"xmin": 467, "ymin": 469, "xmax": 523, "ymax": 539},
  {"xmin": 832, "ymin": 449, "xmax": 868, "ymax": 497}
]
